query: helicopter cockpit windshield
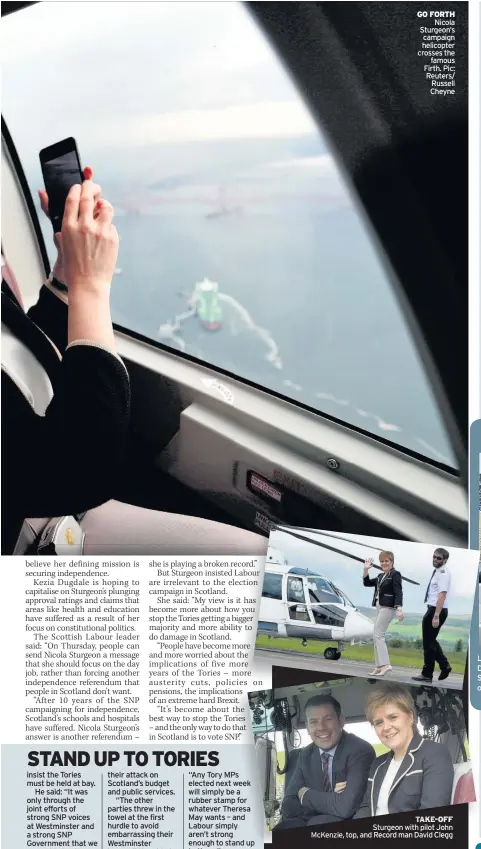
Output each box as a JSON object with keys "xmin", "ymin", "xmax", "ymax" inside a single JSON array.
[
  {"xmin": 330, "ymin": 582, "xmax": 356, "ymax": 609},
  {"xmin": 306, "ymin": 576, "xmax": 346, "ymax": 606}
]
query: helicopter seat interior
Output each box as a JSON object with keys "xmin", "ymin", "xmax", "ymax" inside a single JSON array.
[
  {"xmin": 16, "ymin": 502, "xmax": 268, "ymax": 556},
  {"xmin": 451, "ymin": 761, "xmax": 475, "ymax": 805}
]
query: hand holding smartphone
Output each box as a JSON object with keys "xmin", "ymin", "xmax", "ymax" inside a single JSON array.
[{"xmin": 39, "ymin": 137, "xmax": 84, "ymax": 233}]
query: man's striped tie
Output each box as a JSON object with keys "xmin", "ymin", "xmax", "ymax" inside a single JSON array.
[{"xmin": 321, "ymin": 752, "xmax": 332, "ymax": 792}]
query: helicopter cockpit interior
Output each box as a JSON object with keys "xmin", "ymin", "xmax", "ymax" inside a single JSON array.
[
  {"xmin": 2, "ymin": 2, "xmax": 468, "ymax": 552},
  {"xmin": 248, "ymin": 678, "xmax": 473, "ymax": 831}
]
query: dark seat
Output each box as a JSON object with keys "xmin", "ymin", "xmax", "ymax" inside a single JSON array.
[{"xmin": 283, "ymin": 746, "xmax": 302, "ymax": 792}]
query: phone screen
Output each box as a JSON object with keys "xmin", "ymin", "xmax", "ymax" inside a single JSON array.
[{"xmin": 42, "ymin": 150, "xmax": 83, "ymax": 232}]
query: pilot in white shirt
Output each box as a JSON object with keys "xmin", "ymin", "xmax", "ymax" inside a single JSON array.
[{"xmin": 412, "ymin": 547, "xmax": 452, "ymax": 683}]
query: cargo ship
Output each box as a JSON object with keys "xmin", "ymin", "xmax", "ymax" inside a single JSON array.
[{"xmin": 189, "ymin": 278, "xmax": 223, "ymax": 331}]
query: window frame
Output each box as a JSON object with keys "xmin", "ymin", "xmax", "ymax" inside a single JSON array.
[
  {"xmin": 286, "ymin": 576, "xmax": 306, "ymax": 604},
  {"xmin": 1, "ymin": 2, "xmax": 36, "ymax": 17},
  {"xmin": 248, "ymin": 0, "xmax": 468, "ymax": 482}
]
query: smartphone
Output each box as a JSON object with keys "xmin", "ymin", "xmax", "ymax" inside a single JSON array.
[{"xmin": 39, "ymin": 137, "xmax": 84, "ymax": 233}]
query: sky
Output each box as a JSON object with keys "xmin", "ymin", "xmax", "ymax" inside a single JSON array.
[
  {"xmin": 1, "ymin": 2, "xmax": 342, "ymax": 190},
  {"xmin": 268, "ymin": 529, "xmax": 479, "ymax": 615}
]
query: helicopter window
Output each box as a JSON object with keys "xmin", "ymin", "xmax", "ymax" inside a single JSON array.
[
  {"xmin": 311, "ymin": 607, "xmax": 348, "ymax": 628},
  {"xmin": 287, "ymin": 577, "xmax": 306, "ymax": 604},
  {"xmin": 257, "ymin": 621, "xmax": 278, "ymax": 633},
  {"xmin": 287, "ymin": 604, "xmax": 310, "ymax": 622},
  {"xmin": 261, "ymin": 573, "xmax": 283, "ymax": 600},
  {"xmin": 1, "ymin": 2, "xmax": 455, "ymax": 468},
  {"xmin": 287, "ymin": 578, "xmax": 310, "ymax": 621},
  {"xmin": 306, "ymin": 577, "xmax": 342, "ymax": 605}
]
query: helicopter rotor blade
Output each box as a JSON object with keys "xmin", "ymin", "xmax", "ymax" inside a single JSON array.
[
  {"xmin": 274, "ymin": 526, "xmax": 420, "ymax": 586},
  {"xmin": 277, "ymin": 526, "xmax": 397, "ymax": 555},
  {"xmin": 275, "ymin": 526, "xmax": 381, "ymax": 566},
  {"xmin": 299, "ymin": 529, "xmax": 390, "ymax": 553}
]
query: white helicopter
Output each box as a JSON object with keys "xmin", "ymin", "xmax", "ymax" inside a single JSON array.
[{"xmin": 258, "ymin": 527, "xmax": 420, "ymax": 661}]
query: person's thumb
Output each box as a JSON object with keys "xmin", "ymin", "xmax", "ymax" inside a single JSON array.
[{"xmin": 56, "ymin": 232, "xmax": 63, "ymax": 250}]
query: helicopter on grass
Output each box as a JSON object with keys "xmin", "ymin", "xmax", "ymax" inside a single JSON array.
[{"xmin": 258, "ymin": 527, "xmax": 420, "ymax": 660}]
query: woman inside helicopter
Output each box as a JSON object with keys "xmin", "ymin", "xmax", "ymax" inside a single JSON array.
[
  {"xmin": 1, "ymin": 166, "xmax": 267, "ymax": 556},
  {"xmin": 354, "ymin": 683, "xmax": 453, "ymax": 817}
]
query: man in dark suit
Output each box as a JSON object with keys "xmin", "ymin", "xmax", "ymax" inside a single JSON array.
[{"xmin": 277, "ymin": 694, "xmax": 376, "ymax": 828}]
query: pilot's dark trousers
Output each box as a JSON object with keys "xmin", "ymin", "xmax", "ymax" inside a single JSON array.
[{"xmin": 421, "ymin": 606, "xmax": 449, "ymax": 678}]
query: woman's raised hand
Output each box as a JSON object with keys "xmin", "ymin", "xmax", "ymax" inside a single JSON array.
[
  {"xmin": 363, "ymin": 557, "xmax": 373, "ymax": 577},
  {"xmin": 60, "ymin": 179, "xmax": 118, "ymax": 294}
]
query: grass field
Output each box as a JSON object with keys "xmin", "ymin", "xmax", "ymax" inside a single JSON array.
[
  {"xmin": 387, "ymin": 624, "xmax": 468, "ymax": 646},
  {"xmin": 255, "ymin": 635, "xmax": 467, "ymax": 673},
  {"xmin": 355, "ymin": 608, "xmax": 470, "ymax": 648}
]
